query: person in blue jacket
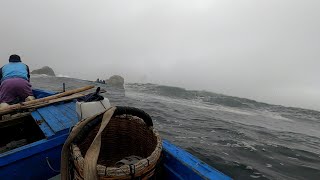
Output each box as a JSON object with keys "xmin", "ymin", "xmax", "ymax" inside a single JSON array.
[{"xmin": 0, "ymin": 54, "xmax": 35, "ymax": 107}]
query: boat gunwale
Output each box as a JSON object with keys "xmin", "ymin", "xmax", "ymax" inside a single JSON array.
[
  {"xmin": 0, "ymin": 134, "xmax": 67, "ymax": 166},
  {"xmin": 163, "ymin": 139, "xmax": 232, "ymax": 180}
]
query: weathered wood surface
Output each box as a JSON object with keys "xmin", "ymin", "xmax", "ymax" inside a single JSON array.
[{"xmin": 0, "ymin": 85, "xmax": 94, "ymax": 116}]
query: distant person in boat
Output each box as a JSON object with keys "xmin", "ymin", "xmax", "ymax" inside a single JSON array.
[{"xmin": 0, "ymin": 55, "xmax": 35, "ymax": 108}]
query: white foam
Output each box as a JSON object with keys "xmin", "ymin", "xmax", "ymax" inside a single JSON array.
[
  {"xmin": 250, "ymin": 175, "xmax": 261, "ymax": 179},
  {"xmin": 57, "ymin": 74, "xmax": 70, "ymax": 78},
  {"xmin": 30, "ymin": 74, "xmax": 49, "ymax": 77},
  {"xmin": 259, "ymin": 110, "xmax": 293, "ymax": 122},
  {"xmin": 126, "ymin": 91, "xmax": 254, "ymax": 116},
  {"xmin": 288, "ymin": 157, "xmax": 299, "ymax": 160}
]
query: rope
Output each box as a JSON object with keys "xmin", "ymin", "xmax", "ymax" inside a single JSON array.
[
  {"xmin": 99, "ymin": 100, "xmax": 107, "ymax": 109},
  {"xmin": 129, "ymin": 164, "xmax": 135, "ymax": 180},
  {"xmin": 46, "ymin": 157, "xmax": 60, "ymax": 173},
  {"xmin": 60, "ymin": 108, "xmax": 112, "ymax": 180}
]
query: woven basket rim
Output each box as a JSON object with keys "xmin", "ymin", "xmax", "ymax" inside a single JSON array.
[{"xmin": 71, "ymin": 115, "xmax": 162, "ymax": 178}]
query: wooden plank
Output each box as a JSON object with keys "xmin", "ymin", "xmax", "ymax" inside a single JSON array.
[
  {"xmin": 22, "ymin": 93, "xmax": 83, "ymax": 109},
  {"xmin": 0, "ymin": 85, "xmax": 94, "ymax": 111},
  {"xmin": 45, "ymin": 106, "xmax": 73, "ymax": 128},
  {"xmin": 55, "ymin": 103, "xmax": 78, "ymax": 125},
  {"xmin": 0, "ymin": 94, "xmax": 83, "ymax": 131},
  {"xmin": 37, "ymin": 107, "xmax": 64, "ymax": 133},
  {"xmin": 64, "ymin": 102, "xmax": 77, "ymax": 111},
  {"xmin": 31, "ymin": 111, "xmax": 55, "ymax": 138},
  {"xmin": 0, "ymin": 93, "xmax": 86, "ymax": 116},
  {"xmin": 63, "ymin": 102, "xmax": 79, "ymax": 124}
]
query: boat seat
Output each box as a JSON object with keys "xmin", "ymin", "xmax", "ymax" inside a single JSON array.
[{"xmin": 31, "ymin": 101, "xmax": 79, "ymax": 138}]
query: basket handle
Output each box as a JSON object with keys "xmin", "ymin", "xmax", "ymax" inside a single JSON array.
[
  {"xmin": 114, "ymin": 106, "xmax": 153, "ymax": 127},
  {"xmin": 61, "ymin": 109, "xmax": 107, "ymax": 180},
  {"xmin": 83, "ymin": 106, "xmax": 116, "ymax": 180},
  {"xmin": 73, "ymin": 106, "xmax": 153, "ymax": 145}
]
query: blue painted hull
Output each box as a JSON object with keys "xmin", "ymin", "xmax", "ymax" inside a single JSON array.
[
  {"xmin": 0, "ymin": 89, "xmax": 232, "ymax": 180},
  {"xmin": 0, "ymin": 135, "xmax": 66, "ymax": 180}
]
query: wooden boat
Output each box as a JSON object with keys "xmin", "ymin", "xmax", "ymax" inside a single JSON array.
[{"xmin": 0, "ymin": 89, "xmax": 232, "ymax": 180}]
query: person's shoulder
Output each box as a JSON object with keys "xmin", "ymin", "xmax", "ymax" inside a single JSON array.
[
  {"xmin": 1, "ymin": 63, "xmax": 9, "ymax": 68},
  {"xmin": 20, "ymin": 62, "xmax": 28, "ymax": 67}
]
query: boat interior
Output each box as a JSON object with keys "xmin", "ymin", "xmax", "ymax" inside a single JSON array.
[{"xmin": 0, "ymin": 114, "xmax": 45, "ymax": 153}]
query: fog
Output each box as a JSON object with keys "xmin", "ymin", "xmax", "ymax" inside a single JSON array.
[{"xmin": 0, "ymin": 0, "xmax": 319, "ymax": 110}]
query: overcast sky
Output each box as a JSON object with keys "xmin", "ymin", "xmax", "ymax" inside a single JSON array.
[{"xmin": 0, "ymin": 0, "xmax": 319, "ymax": 110}]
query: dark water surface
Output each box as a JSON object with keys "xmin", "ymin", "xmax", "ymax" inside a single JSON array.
[{"xmin": 31, "ymin": 76, "xmax": 320, "ymax": 180}]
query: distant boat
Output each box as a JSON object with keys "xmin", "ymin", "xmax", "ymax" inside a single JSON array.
[
  {"xmin": 95, "ymin": 78, "xmax": 106, "ymax": 84},
  {"xmin": 0, "ymin": 89, "xmax": 232, "ymax": 180}
]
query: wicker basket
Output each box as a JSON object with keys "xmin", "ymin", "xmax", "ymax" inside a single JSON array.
[{"xmin": 65, "ymin": 106, "xmax": 162, "ymax": 180}]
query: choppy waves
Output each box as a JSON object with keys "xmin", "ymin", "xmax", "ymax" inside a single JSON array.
[{"xmin": 31, "ymin": 77, "xmax": 320, "ymax": 180}]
